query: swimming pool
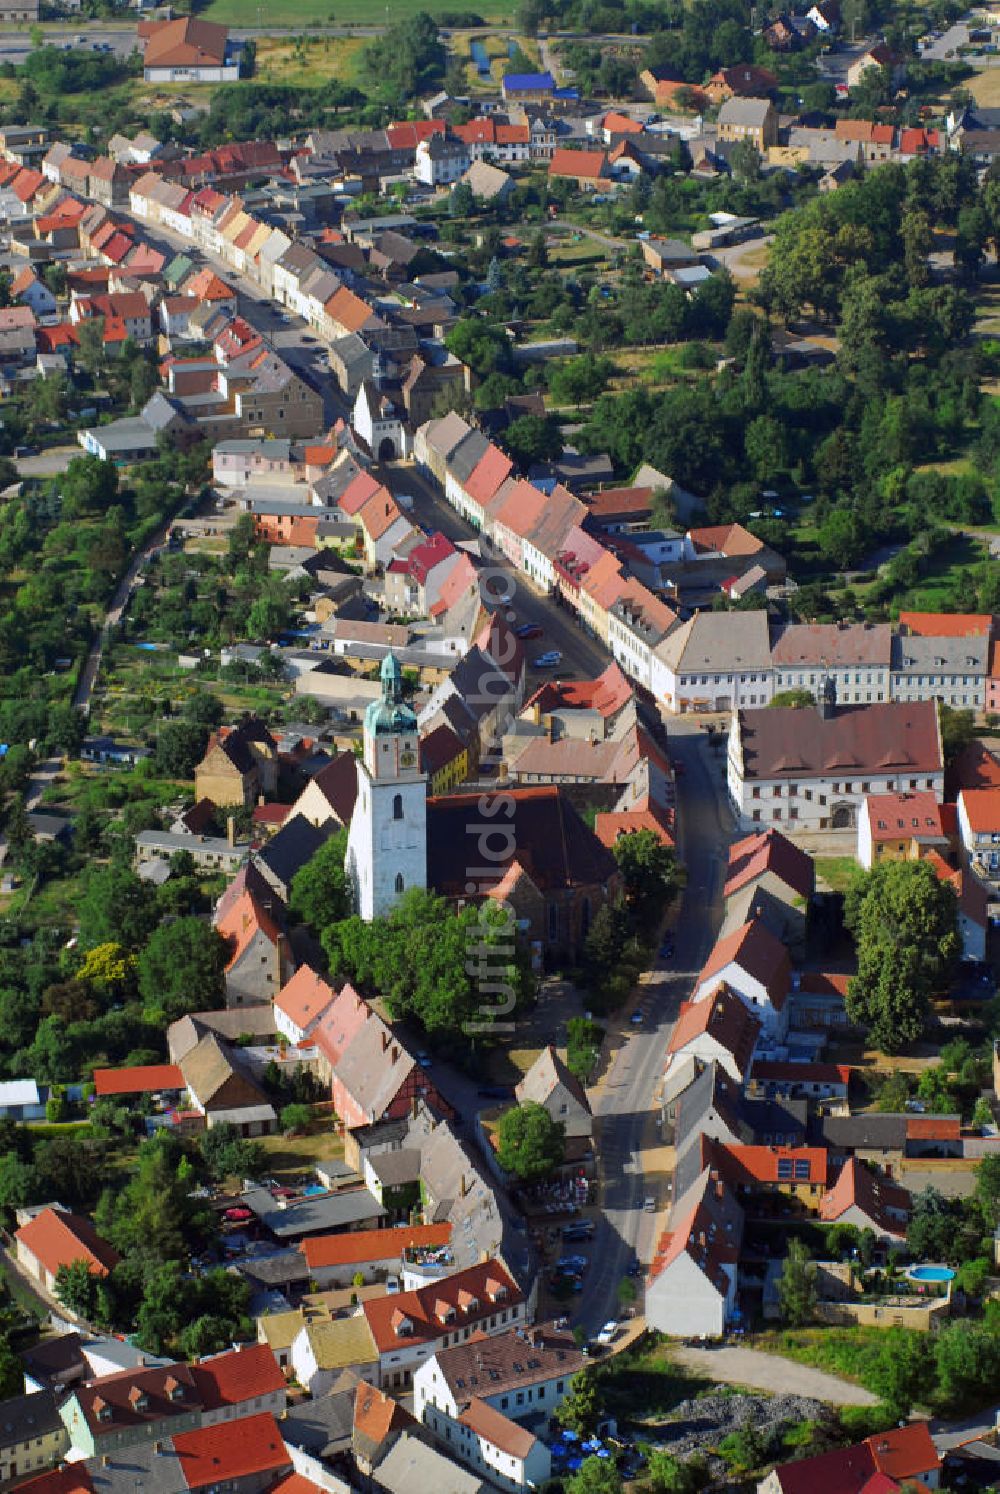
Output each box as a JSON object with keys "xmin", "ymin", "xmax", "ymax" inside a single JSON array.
[{"xmin": 908, "ymin": 1265, "xmax": 955, "ymax": 1283}]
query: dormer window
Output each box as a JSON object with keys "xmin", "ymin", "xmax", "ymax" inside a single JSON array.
[
  {"xmin": 164, "ymin": 1377, "xmax": 183, "ymax": 1402},
  {"xmin": 93, "ymin": 1398, "xmax": 112, "ymax": 1424}
]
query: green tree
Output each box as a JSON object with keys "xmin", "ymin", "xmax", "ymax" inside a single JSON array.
[
  {"xmin": 198, "ymin": 1123, "xmax": 266, "ymax": 1184},
  {"xmin": 777, "ymin": 1237, "xmax": 817, "ymax": 1325},
  {"xmin": 566, "ymin": 1456, "xmax": 623, "ymax": 1494},
  {"xmin": 934, "ymin": 1323, "xmax": 1000, "ymax": 1410},
  {"xmin": 153, "ymin": 721, "xmax": 209, "ymax": 778},
  {"xmin": 938, "ymin": 704, "xmax": 977, "ymax": 766},
  {"xmin": 0, "ymin": 1152, "xmax": 38, "ymax": 1218},
  {"xmin": 556, "ymin": 1369, "xmax": 603, "ymax": 1435},
  {"xmin": 611, "ymin": 829, "xmax": 680, "ymax": 932},
  {"xmin": 906, "ymin": 1186, "xmax": 962, "ymax": 1262},
  {"xmin": 495, "ymin": 1101, "xmax": 565, "ymax": 1182},
  {"xmin": 323, "ymin": 888, "xmax": 533, "ymax": 1040},
  {"xmin": 874, "ymin": 1329, "xmax": 932, "ymax": 1420},
  {"xmin": 77, "ymin": 866, "xmax": 158, "ymax": 952},
  {"xmin": 280, "ymin": 1103, "xmax": 312, "ymax": 1135},
  {"xmin": 55, "ymin": 1259, "xmax": 103, "ymax": 1321},
  {"xmin": 646, "ymin": 1451, "xmax": 706, "ymax": 1494},
  {"xmin": 0, "ymin": 1334, "xmax": 23, "ymax": 1400},
  {"xmin": 769, "ymin": 689, "xmax": 815, "ymax": 708},
  {"xmin": 289, "ymin": 828, "xmax": 351, "ymax": 933},
  {"xmin": 138, "ymin": 918, "xmax": 227, "ymax": 1020},
  {"xmin": 60, "ymin": 453, "xmax": 118, "ymax": 516},
  {"xmin": 845, "ymin": 860, "xmax": 960, "ymax": 1050}
]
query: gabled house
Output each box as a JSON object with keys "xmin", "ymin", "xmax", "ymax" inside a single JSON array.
[
  {"xmin": 195, "ymin": 717, "xmax": 278, "ymax": 808},
  {"xmin": 722, "ymin": 828, "xmax": 814, "ymax": 956},
  {"xmin": 819, "ymin": 1156, "xmax": 910, "ymax": 1241},
  {"xmin": 311, "ymin": 984, "xmax": 451, "ymax": 1129},
  {"xmin": 759, "ymin": 1423, "xmax": 940, "ymax": 1494},
  {"xmin": 646, "ymin": 1164, "xmax": 743, "ymax": 1338},
  {"xmin": 215, "ymin": 885, "xmax": 291, "ymax": 1008},
  {"xmin": 514, "ymin": 1045, "xmax": 592, "ymax": 1139},
  {"xmin": 664, "ymin": 985, "xmax": 761, "ymax": 1090},
  {"xmin": 693, "ymin": 918, "xmax": 791, "ymax": 1040},
  {"xmin": 361, "ymin": 1260, "xmax": 526, "ymax": 1389},
  {"xmin": 15, "ymin": 1208, "xmax": 120, "ymax": 1300},
  {"xmin": 179, "ymin": 1034, "xmax": 276, "ymax": 1135},
  {"xmin": 273, "ymin": 965, "xmax": 336, "ymax": 1046}
]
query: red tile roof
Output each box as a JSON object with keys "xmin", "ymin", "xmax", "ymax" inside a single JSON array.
[
  {"xmin": 190, "ymin": 1344, "xmax": 285, "ymax": 1407},
  {"xmin": 720, "ymin": 1142, "xmax": 828, "ymax": 1186},
  {"xmin": 867, "ymin": 1425, "xmax": 940, "ymax": 1481},
  {"xmin": 93, "ymin": 1064, "xmax": 184, "ymax": 1096},
  {"xmin": 362, "ymin": 1261, "xmax": 521, "ymax": 1354},
  {"xmin": 172, "ymin": 1412, "xmax": 290, "ymax": 1488},
  {"xmin": 465, "ymin": 445, "xmax": 514, "ymax": 507},
  {"xmin": 724, "ymin": 828, "xmax": 814, "ymax": 901},
  {"xmin": 819, "ymin": 1156, "xmax": 910, "ymax": 1234},
  {"xmin": 15, "ymin": 1207, "xmax": 119, "ymax": 1279},
  {"xmin": 864, "ymin": 791, "xmax": 945, "ymax": 841},
  {"xmin": 906, "ymin": 1115, "xmax": 960, "ymax": 1140},
  {"xmin": 667, "ymin": 986, "xmax": 761, "ymax": 1072},
  {"xmin": 274, "ymin": 965, "xmax": 335, "ymax": 1031},
  {"xmin": 960, "ymin": 786, "xmax": 1000, "ymax": 833},
  {"xmin": 594, "ymin": 802, "xmax": 674, "ymax": 850},
  {"xmin": 301, "ymin": 1223, "xmax": 451, "ymax": 1270},
  {"xmin": 548, "ymin": 147, "xmax": 607, "ymax": 180},
  {"xmin": 901, "ymin": 611, "xmax": 995, "ymax": 637},
  {"xmin": 460, "ymin": 1397, "xmax": 537, "ymax": 1460},
  {"xmin": 697, "ymin": 920, "xmax": 791, "ymax": 1010},
  {"xmin": 751, "ymin": 1060, "xmax": 851, "ymax": 1086}
]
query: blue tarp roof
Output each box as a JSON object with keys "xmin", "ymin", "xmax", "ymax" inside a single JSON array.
[{"xmin": 504, "ymin": 70, "xmax": 554, "ymax": 89}]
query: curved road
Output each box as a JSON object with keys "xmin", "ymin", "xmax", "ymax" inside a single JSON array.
[
  {"xmin": 72, "ymin": 518, "xmax": 173, "ymax": 714},
  {"xmin": 575, "ymin": 718, "xmax": 735, "ymax": 1336}
]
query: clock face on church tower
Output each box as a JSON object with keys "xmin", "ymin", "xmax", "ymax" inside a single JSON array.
[{"xmin": 400, "ymin": 749, "xmax": 416, "ymax": 768}]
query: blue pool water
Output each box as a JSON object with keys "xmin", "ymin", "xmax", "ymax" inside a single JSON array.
[
  {"xmin": 908, "ymin": 1265, "xmax": 955, "ymax": 1282},
  {"xmin": 302, "ymin": 1184, "xmax": 327, "ymax": 1197}
]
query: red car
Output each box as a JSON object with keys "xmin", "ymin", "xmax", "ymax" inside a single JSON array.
[
  {"xmin": 224, "ymin": 1207, "xmax": 252, "ymax": 1222},
  {"xmin": 515, "ymin": 623, "xmax": 543, "ymax": 640}
]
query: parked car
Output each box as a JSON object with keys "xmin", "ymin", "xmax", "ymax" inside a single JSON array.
[
  {"xmin": 532, "ymin": 650, "xmax": 562, "ymax": 668},
  {"xmin": 224, "ymin": 1207, "xmax": 252, "ymax": 1222},
  {"xmin": 515, "ymin": 623, "xmax": 543, "ymax": 639},
  {"xmin": 596, "ymin": 1320, "xmax": 618, "ymax": 1346}
]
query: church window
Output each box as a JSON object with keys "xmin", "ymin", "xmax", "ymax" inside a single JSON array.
[
  {"xmin": 395, "ymin": 873, "xmax": 404, "ymax": 893},
  {"xmin": 393, "ymin": 793, "xmax": 403, "ymax": 820}
]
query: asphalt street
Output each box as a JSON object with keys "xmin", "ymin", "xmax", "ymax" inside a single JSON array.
[{"xmin": 575, "ymin": 717, "xmax": 735, "ymax": 1335}]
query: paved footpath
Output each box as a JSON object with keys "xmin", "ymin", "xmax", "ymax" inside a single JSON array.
[{"xmin": 671, "ymin": 1345, "xmax": 878, "ymax": 1407}]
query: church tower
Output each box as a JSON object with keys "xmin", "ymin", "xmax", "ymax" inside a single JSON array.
[{"xmin": 345, "ymin": 652, "xmax": 427, "ymax": 921}]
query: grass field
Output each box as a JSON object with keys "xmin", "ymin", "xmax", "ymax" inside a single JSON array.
[
  {"xmin": 202, "ymin": 0, "xmax": 507, "ymax": 24},
  {"xmin": 251, "ymin": 34, "xmax": 366, "ymax": 86},
  {"xmin": 967, "ymin": 63, "xmax": 1000, "ymax": 107},
  {"xmin": 813, "ymin": 855, "xmax": 859, "ymax": 893}
]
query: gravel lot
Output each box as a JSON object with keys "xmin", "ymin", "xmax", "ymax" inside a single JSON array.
[{"xmin": 645, "ymin": 1389, "xmax": 832, "ymax": 1471}]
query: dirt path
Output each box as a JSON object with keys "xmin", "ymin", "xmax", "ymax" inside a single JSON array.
[{"xmin": 671, "ymin": 1345, "xmax": 878, "ymax": 1407}]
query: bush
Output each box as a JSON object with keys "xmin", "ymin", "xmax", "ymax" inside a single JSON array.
[{"xmin": 280, "ymin": 1103, "xmax": 312, "ymax": 1135}]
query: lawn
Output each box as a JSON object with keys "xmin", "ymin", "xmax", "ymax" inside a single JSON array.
[
  {"xmin": 256, "ymin": 1126, "xmax": 345, "ymax": 1183},
  {"xmin": 251, "ymin": 34, "xmax": 366, "ymax": 86},
  {"xmin": 202, "ymin": 0, "xmax": 507, "ymax": 23},
  {"xmin": 967, "ymin": 63, "xmax": 1000, "ymax": 108},
  {"xmin": 813, "ymin": 856, "xmax": 859, "ymax": 894},
  {"xmin": 596, "ymin": 1334, "xmax": 711, "ymax": 1423},
  {"xmin": 750, "ymin": 1326, "xmax": 887, "ymax": 1392}
]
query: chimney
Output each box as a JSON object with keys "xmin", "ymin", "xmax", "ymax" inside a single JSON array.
[{"xmin": 226, "ymin": 815, "xmax": 236, "ymax": 847}]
